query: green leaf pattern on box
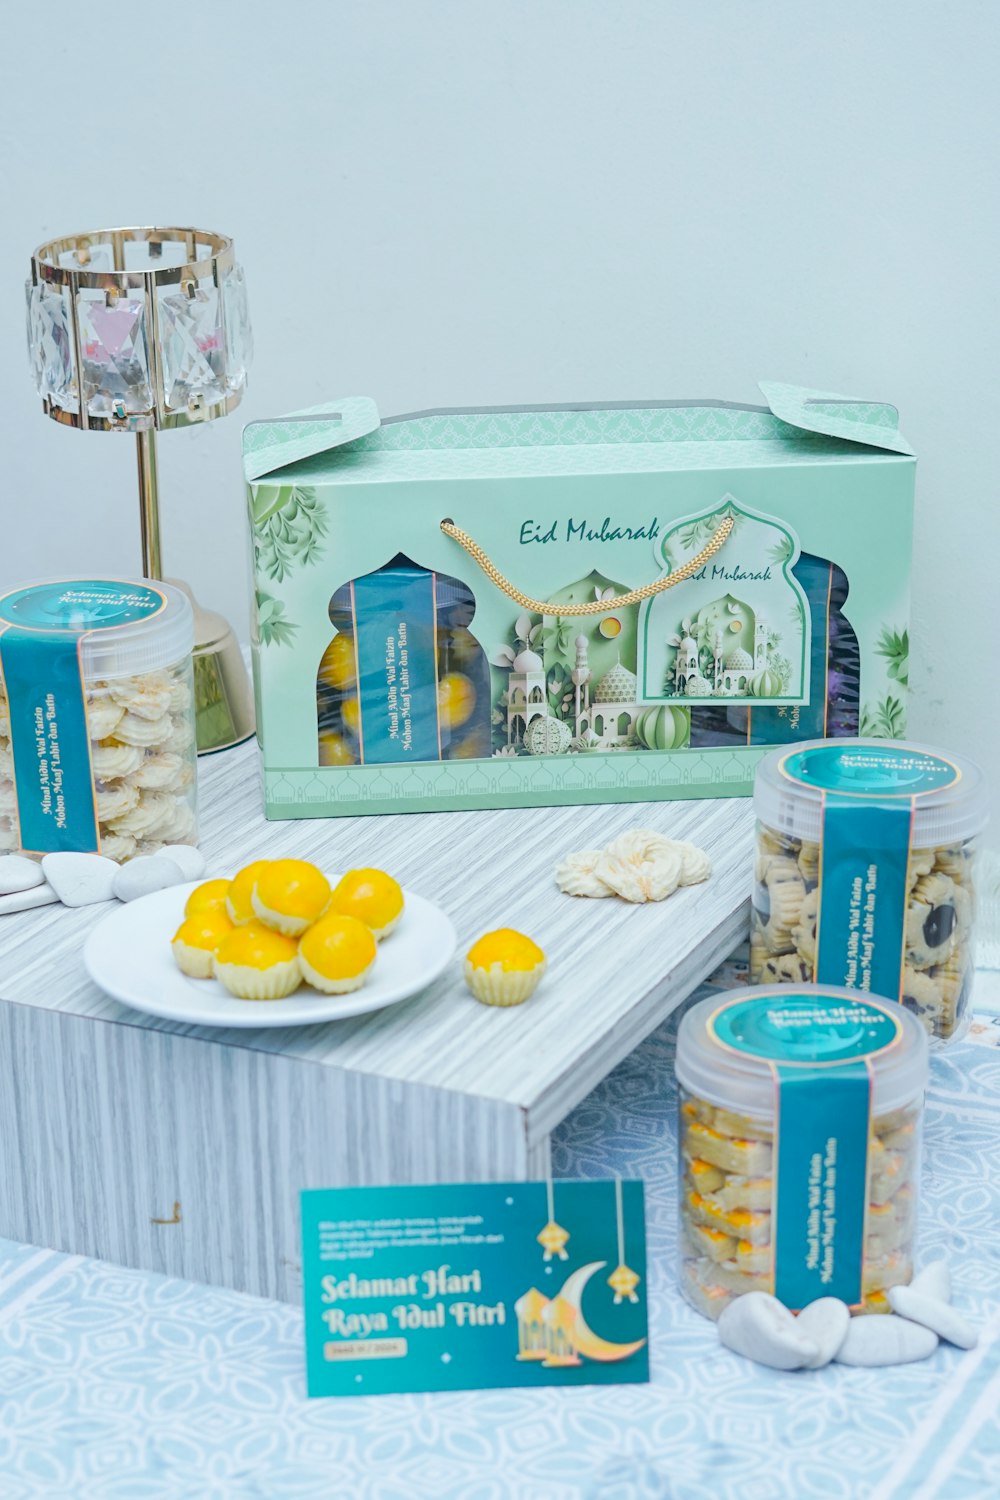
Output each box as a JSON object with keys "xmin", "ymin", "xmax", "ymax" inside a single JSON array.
[
  {"xmin": 876, "ymin": 625, "xmax": 909, "ymax": 687},
  {"xmin": 249, "ymin": 484, "xmax": 328, "ymax": 647}
]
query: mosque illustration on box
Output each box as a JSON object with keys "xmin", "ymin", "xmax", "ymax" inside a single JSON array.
[
  {"xmin": 670, "ymin": 611, "xmax": 778, "ymax": 699},
  {"xmin": 505, "ymin": 637, "xmax": 646, "ymax": 752},
  {"xmin": 492, "ymin": 501, "xmax": 808, "ymax": 757},
  {"xmin": 498, "ymin": 595, "xmax": 784, "ymax": 756}
]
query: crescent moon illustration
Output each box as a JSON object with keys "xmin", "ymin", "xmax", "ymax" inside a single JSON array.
[{"xmin": 556, "ymin": 1262, "xmax": 647, "ymax": 1362}]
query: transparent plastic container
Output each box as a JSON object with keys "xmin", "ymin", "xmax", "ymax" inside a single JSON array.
[
  {"xmin": 676, "ymin": 985, "xmax": 929, "ymax": 1320},
  {"xmin": 0, "ymin": 578, "xmax": 196, "ymax": 862},
  {"xmin": 750, "ymin": 739, "xmax": 990, "ymax": 1043}
]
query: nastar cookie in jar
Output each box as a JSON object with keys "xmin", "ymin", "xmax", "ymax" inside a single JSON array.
[
  {"xmin": 0, "ymin": 579, "xmax": 197, "ymax": 864},
  {"xmin": 676, "ymin": 986, "xmax": 929, "ymax": 1321},
  {"xmin": 750, "ymin": 740, "xmax": 988, "ymax": 1043}
]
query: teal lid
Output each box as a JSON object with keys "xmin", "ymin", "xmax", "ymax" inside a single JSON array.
[
  {"xmin": 754, "ymin": 738, "xmax": 989, "ymax": 849},
  {"xmin": 0, "ymin": 578, "xmax": 192, "ymax": 679},
  {"xmin": 676, "ymin": 984, "xmax": 928, "ymax": 1118}
]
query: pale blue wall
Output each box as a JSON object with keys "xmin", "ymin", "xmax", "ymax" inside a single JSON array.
[{"xmin": 2, "ymin": 0, "xmax": 997, "ymax": 831}]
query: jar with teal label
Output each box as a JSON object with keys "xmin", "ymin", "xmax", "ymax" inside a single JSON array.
[
  {"xmin": 676, "ymin": 985, "xmax": 928, "ymax": 1320},
  {"xmin": 750, "ymin": 738, "xmax": 989, "ymax": 1042},
  {"xmin": 0, "ymin": 579, "xmax": 197, "ymax": 862}
]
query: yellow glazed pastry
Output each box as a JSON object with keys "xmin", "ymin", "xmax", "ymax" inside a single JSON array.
[
  {"xmin": 213, "ymin": 923, "xmax": 301, "ymax": 999},
  {"xmin": 184, "ymin": 879, "xmax": 232, "ymax": 917},
  {"xmin": 317, "ymin": 633, "xmax": 357, "ymax": 692},
  {"xmin": 298, "ymin": 913, "xmax": 377, "ymax": 994},
  {"xmin": 171, "ymin": 910, "xmax": 237, "ymax": 978},
  {"xmin": 464, "ymin": 928, "xmax": 546, "ymax": 1007},
  {"xmin": 340, "ymin": 697, "xmax": 361, "ymax": 736},
  {"xmin": 437, "ymin": 672, "xmax": 476, "ymax": 731},
  {"xmin": 251, "ymin": 859, "xmax": 332, "ymax": 935},
  {"xmin": 328, "ymin": 868, "xmax": 404, "ymax": 939},
  {"xmin": 318, "ymin": 731, "xmax": 355, "ymax": 767},
  {"xmin": 226, "ymin": 861, "xmax": 272, "ymax": 925}
]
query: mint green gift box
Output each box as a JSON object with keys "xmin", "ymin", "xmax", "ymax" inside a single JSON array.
[{"xmin": 242, "ymin": 384, "xmax": 914, "ymax": 820}]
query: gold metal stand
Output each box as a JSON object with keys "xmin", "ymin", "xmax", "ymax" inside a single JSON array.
[
  {"xmin": 136, "ymin": 428, "xmax": 163, "ymax": 580},
  {"xmin": 133, "ymin": 427, "xmax": 254, "ymax": 753}
]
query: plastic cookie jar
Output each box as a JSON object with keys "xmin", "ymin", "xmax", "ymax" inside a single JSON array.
[
  {"xmin": 750, "ymin": 739, "xmax": 989, "ymax": 1043},
  {"xmin": 0, "ymin": 578, "xmax": 197, "ymax": 863},
  {"xmin": 676, "ymin": 985, "xmax": 929, "ymax": 1320}
]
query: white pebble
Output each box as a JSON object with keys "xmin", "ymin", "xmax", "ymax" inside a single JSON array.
[
  {"xmin": 717, "ymin": 1292, "xmax": 819, "ymax": 1371},
  {"xmin": 910, "ymin": 1262, "xmax": 951, "ymax": 1303},
  {"xmin": 887, "ymin": 1285, "xmax": 977, "ymax": 1350},
  {"xmin": 795, "ymin": 1298, "xmax": 851, "ymax": 1369},
  {"xmin": 0, "ymin": 883, "xmax": 60, "ymax": 915},
  {"xmin": 112, "ymin": 856, "xmax": 186, "ymax": 903},
  {"xmin": 161, "ymin": 844, "xmax": 206, "ymax": 881},
  {"xmin": 41, "ymin": 852, "xmax": 118, "ymax": 907},
  {"xmin": 835, "ymin": 1314, "xmax": 939, "ymax": 1367},
  {"xmin": 0, "ymin": 855, "xmax": 45, "ymax": 895}
]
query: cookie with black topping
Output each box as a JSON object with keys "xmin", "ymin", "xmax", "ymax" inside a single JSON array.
[
  {"xmin": 906, "ymin": 874, "xmax": 969, "ymax": 969},
  {"xmin": 758, "ymin": 951, "xmax": 813, "ymax": 985},
  {"xmin": 901, "ymin": 964, "xmax": 943, "ymax": 1026}
]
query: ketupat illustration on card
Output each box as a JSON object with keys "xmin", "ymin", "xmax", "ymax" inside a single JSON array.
[{"xmin": 301, "ymin": 1180, "xmax": 649, "ymax": 1396}]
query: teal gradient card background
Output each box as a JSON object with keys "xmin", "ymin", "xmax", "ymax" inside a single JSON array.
[{"xmin": 302, "ymin": 1180, "xmax": 648, "ymax": 1397}]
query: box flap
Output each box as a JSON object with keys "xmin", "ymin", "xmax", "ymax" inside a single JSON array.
[
  {"xmin": 242, "ymin": 397, "xmax": 381, "ymax": 482},
  {"xmin": 759, "ymin": 381, "xmax": 913, "ymax": 455}
]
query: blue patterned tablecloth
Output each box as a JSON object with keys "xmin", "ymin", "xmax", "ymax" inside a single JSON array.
[{"xmin": 1, "ymin": 959, "xmax": 999, "ymax": 1500}]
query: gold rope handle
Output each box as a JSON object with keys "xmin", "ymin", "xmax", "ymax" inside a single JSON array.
[{"xmin": 439, "ymin": 514, "xmax": 733, "ymax": 616}]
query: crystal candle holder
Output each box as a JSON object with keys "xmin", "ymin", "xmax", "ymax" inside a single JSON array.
[
  {"xmin": 27, "ymin": 226, "xmax": 252, "ymax": 431},
  {"xmin": 24, "ymin": 225, "xmax": 256, "ymax": 754}
]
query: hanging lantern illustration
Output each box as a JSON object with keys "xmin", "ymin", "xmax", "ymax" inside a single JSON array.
[
  {"xmin": 607, "ymin": 1263, "xmax": 641, "ymax": 1305},
  {"xmin": 537, "ymin": 1179, "xmax": 570, "ymax": 1261},
  {"xmin": 607, "ymin": 1179, "xmax": 641, "ymax": 1305}
]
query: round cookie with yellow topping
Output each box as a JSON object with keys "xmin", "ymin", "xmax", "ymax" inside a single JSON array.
[
  {"xmin": 171, "ymin": 909, "xmax": 236, "ymax": 978},
  {"xmin": 185, "ymin": 878, "xmax": 232, "ymax": 917},
  {"xmin": 226, "ymin": 861, "xmax": 272, "ymax": 925},
  {"xmin": 327, "ymin": 868, "xmax": 404, "ymax": 940},
  {"xmin": 464, "ymin": 928, "xmax": 546, "ymax": 1007},
  {"xmin": 299, "ymin": 913, "xmax": 377, "ymax": 994},
  {"xmin": 437, "ymin": 672, "xmax": 476, "ymax": 731},
  {"xmin": 251, "ymin": 859, "xmax": 332, "ymax": 936},
  {"xmin": 318, "ymin": 731, "xmax": 355, "ymax": 767},
  {"xmin": 317, "ymin": 633, "xmax": 356, "ymax": 692},
  {"xmin": 213, "ymin": 923, "xmax": 301, "ymax": 999}
]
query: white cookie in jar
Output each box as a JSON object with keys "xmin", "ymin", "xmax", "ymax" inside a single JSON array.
[
  {"xmin": 750, "ymin": 739, "xmax": 989, "ymax": 1043},
  {"xmin": 0, "ymin": 578, "xmax": 198, "ymax": 864}
]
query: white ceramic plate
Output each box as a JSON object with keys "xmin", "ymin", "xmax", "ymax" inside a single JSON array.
[{"xmin": 83, "ymin": 879, "xmax": 457, "ymax": 1028}]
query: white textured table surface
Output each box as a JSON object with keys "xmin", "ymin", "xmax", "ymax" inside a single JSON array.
[
  {"xmin": 1, "ymin": 964, "xmax": 999, "ymax": 1500},
  {"xmin": 0, "ymin": 738, "xmax": 753, "ymax": 1133},
  {"xmin": 0, "ymin": 739, "xmax": 753, "ymax": 1297}
]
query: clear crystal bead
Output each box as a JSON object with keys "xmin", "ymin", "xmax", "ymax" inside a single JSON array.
[
  {"xmin": 77, "ymin": 290, "xmax": 152, "ymax": 417},
  {"xmin": 25, "ymin": 280, "xmax": 78, "ymax": 411},
  {"xmin": 158, "ymin": 280, "xmax": 227, "ymax": 411},
  {"xmin": 221, "ymin": 262, "xmax": 253, "ymax": 392}
]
